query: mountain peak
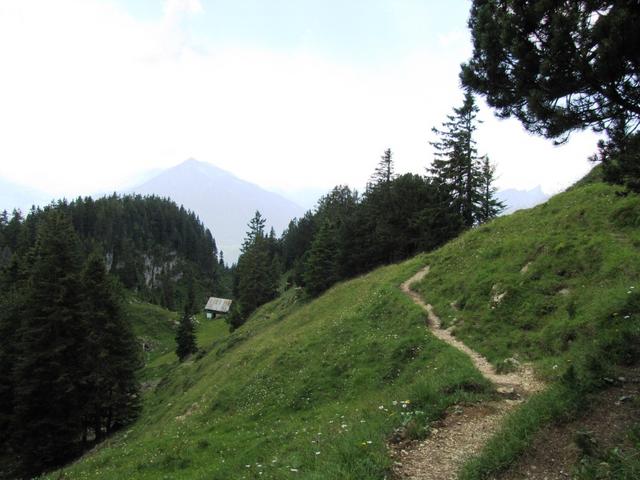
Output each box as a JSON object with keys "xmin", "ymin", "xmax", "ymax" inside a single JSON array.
[
  {"xmin": 128, "ymin": 161, "xmax": 304, "ymax": 262},
  {"xmin": 180, "ymin": 157, "xmax": 205, "ymax": 167}
]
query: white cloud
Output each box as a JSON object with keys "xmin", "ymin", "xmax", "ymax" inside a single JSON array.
[{"xmin": 0, "ymin": 1, "xmax": 599, "ymax": 199}]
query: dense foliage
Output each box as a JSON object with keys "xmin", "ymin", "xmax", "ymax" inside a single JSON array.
[
  {"xmin": 461, "ymin": 0, "xmax": 640, "ymax": 140},
  {"xmin": 228, "ymin": 212, "xmax": 280, "ymax": 329},
  {"xmin": 461, "ymin": 0, "xmax": 640, "ymax": 190},
  {"xmin": 0, "ymin": 210, "xmax": 141, "ymax": 479},
  {"xmin": 0, "ymin": 194, "xmax": 231, "ymax": 311}
]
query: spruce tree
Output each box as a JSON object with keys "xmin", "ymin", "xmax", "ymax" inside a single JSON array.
[
  {"xmin": 476, "ymin": 156, "xmax": 505, "ymax": 224},
  {"xmin": 12, "ymin": 210, "xmax": 88, "ymax": 476},
  {"xmin": 0, "ymin": 256, "xmax": 27, "ymax": 476},
  {"xmin": 368, "ymin": 148, "xmax": 395, "ymax": 188},
  {"xmin": 303, "ymin": 220, "xmax": 339, "ymax": 296},
  {"xmin": 176, "ymin": 306, "xmax": 197, "ymax": 361},
  {"xmin": 429, "ymin": 91, "xmax": 483, "ymax": 227},
  {"xmin": 232, "ymin": 211, "xmax": 279, "ymax": 326},
  {"xmin": 80, "ymin": 252, "xmax": 141, "ymax": 443}
]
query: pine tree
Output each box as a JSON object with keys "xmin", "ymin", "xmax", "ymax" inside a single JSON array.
[
  {"xmin": 476, "ymin": 156, "xmax": 505, "ymax": 224},
  {"xmin": 176, "ymin": 306, "xmax": 197, "ymax": 361},
  {"xmin": 303, "ymin": 220, "xmax": 339, "ymax": 296},
  {"xmin": 242, "ymin": 211, "xmax": 266, "ymax": 253},
  {"xmin": 0, "ymin": 256, "xmax": 27, "ymax": 475},
  {"xmin": 79, "ymin": 252, "xmax": 141, "ymax": 443},
  {"xmin": 429, "ymin": 91, "xmax": 484, "ymax": 227},
  {"xmin": 12, "ymin": 210, "xmax": 89, "ymax": 476},
  {"xmin": 368, "ymin": 148, "xmax": 395, "ymax": 188},
  {"xmin": 232, "ymin": 211, "xmax": 279, "ymax": 327}
]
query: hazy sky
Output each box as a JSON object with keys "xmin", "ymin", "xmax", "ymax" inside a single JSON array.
[{"xmin": 0, "ymin": 0, "xmax": 599, "ymax": 199}]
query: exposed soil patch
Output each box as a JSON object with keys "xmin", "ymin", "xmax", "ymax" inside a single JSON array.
[{"xmin": 497, "ymin": 372, "xmax": 640, "ymax": 480}]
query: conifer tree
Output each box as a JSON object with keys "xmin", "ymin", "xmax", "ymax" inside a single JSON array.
[
  {"xmin": 429, "ymin": 91, "xmax": 483, "ymax": 227},
  {"xmin": 176, "ymin": 306, "xmax": 197, "ymax": 361},
  {"xmin": 232, "ymin": 211, "xmax": 279, "ymax": 327},
  {"xmin": 476, "ymin": 156, "xmax": 505, "ymax": 224},
  {"xmin": 0, "ymin": 256, "xmax": 26, "ymax": 474},
  {"xmin": 303, "ymin": 220, "xmax": 339, "ymax": 296},
  {"xmin": 242, "ymin": 210, "xmax": 266, "ymax": 252},
  {"xmin": 80, "ymin": 252, "xmax": 140, "ymax": 443},
  {"xmin": 461, "ymin": 1, "xmax": 640, "ymax": 189},
  {"xmin": 368, "ymin": 148, "xmax": 395, "ymax": 188},
  {"xmin": 12, "ymin": 210, "xmax": 88, "ymax": 476}
]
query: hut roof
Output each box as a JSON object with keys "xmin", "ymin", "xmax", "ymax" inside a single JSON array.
[{"xmin": 205, "ymin": 297, "xmax": 232, "ymax": 313}]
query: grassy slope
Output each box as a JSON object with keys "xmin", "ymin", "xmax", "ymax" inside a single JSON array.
[
  {"xmin": 413, "ymin": 181, "xmax": 640, "ymax": 478},
  {"xmin": 414, "ymin": 182, "xmax": 640, "ymax": 379},
  {"xmin": 49, "ymin": 256, "xmax": 493, "ymax": 479},
  {"xmin": 125, "ymin": 299, "xmax": 230, "ymax": 381},
  {"xmin": 50, "ymin": 178, "xmax": 640, "ymax": 480}
]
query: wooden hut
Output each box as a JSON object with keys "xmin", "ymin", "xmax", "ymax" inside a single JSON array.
[{"xmin": 204, "ymin": 297, "xmax": 232, "ymax": 319}]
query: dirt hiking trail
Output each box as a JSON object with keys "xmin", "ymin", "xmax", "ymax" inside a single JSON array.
[{"xmin": 392, "ymin": 266, "xmax": 545, "ymax": 480}]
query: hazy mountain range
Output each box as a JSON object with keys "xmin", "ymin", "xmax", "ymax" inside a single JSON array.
[
  {"xmin": 0, "ymin": 178, "xmax": 51, "ymax": 215},
  {"xmin": 497, "ymin": 186, "xmax": 549, "ymax": 215},
  {"xmin": 1, "ymin": 161, "xmax": 548, "ymax": 262},
  {"xmin": 127, "ymin": 159, "xmax": 304, "ymax": 262}
]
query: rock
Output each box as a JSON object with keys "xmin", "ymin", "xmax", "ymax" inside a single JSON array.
[
  {"xmin": 490, "ymin": 284, "xmax": 507, "ymax": 306},
  {"xmin": 497, "ymin": 386, "xmax": 520, "ymax": 399}
]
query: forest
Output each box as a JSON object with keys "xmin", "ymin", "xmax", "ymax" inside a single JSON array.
[{"xmin": 0, "ymin": 195, "xmax": 231, "ymax": 477}]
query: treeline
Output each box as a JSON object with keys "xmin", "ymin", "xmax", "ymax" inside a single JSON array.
[
  {"xmin": 0, "ymin": 194, "xmax": 232, "ymax": 311},
  {"xmin": 0, "ymin": 210, "xmax": 140, "ymax": 478},
  {"xmin": 229, "ymin": 93, "xmax": 503, "ymax": 328}
]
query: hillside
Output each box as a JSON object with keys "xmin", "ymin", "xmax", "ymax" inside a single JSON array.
[
  {"xmin": 47, "ymin": 176, "xmax": 639, "ymax": 479},
  {"xmin": 129, "ymin": 159, "xmax": 304, "ymax": 262}
]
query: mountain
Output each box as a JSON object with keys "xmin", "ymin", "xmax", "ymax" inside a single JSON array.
[
  {"xmin": 47, "ymin": 170, "xmax": 640, "ymax": 479},
  {"xmin": 128, "ymin": 159, "xmax": 305, "ymax": 262},
  {"xmin": 497, "ymin": 186, "xmax": 549, "ymax": 214},
  {"xmin": 0, "ymin": 177, "xmax": 50, "ymax": 214}
]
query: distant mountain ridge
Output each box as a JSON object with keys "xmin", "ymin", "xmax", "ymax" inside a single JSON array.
[
  {"xmin": 0, "ymin": 178, "xmax": 51, "ymax": 214},
  {"xmin": 128, "ymin": 159, "xmax": 304, "ymax": 262},
  {"xmin": 497, "ymin": 186, "xmax": 549, "ymax": 214}
]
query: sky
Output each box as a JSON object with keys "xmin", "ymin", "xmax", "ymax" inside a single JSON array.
[{"xmin": 0, "ymin": 0, "xmax": 600, "ymax": 201}]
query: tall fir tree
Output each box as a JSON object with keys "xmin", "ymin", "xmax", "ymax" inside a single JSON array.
[
  {"xmin": 0, "ymin": 255, "xmax": 28, "ymax": 475},
  {"xmin": 12, "ymin": 210, "xmax": 89, "ymax": 476},
  {"xmin": 79, "ymin": 252, "xmax": 141, "ymax": 443},
  {"xmin": 303, "ymin": 220, "xmax": 339, "ymax": 296},
  {"xmin": 429, "ymin": 91, "xmax": 483, "ymax": 227},
  {"xmin": 368, "ymin": 148, "xmax": 395, "ymax": 189},
  {"xmin": 231, "ymin": 211, "xmax": 280, "ymax": 328},
  {"xmin": 175, "ymin": 306, "xmax": 197, "ymax": 361},
  {"xmin": 476, "ymin": 156, "xmax": 505, "ymax": 224}
]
